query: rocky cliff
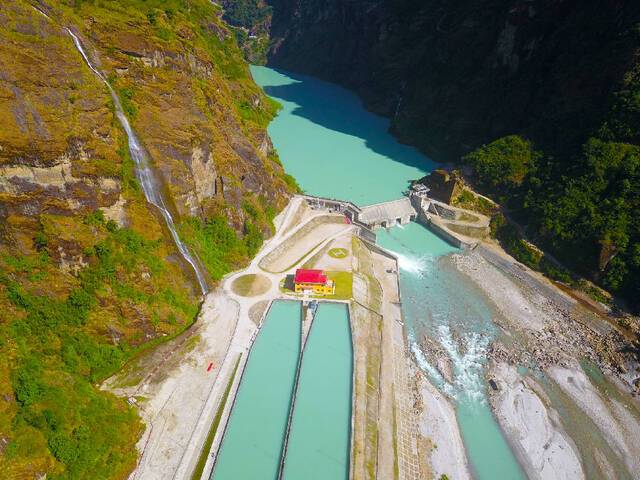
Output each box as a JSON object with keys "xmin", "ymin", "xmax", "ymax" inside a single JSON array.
[
  {"xmin": 0, "ymin": 0, "xmax": 292, "ymax": 477},
  {"xmin": 264, "ymin": 0, "xmax": 640, "ymax": 308},
  {"xmin": 268, "ymin": 0, "xmax": 640, "ymax": 160}
]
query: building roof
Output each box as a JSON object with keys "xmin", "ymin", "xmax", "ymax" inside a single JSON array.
[{"xmin": 294, "ymin": 269, "xmax": 328, "ymax": 284}]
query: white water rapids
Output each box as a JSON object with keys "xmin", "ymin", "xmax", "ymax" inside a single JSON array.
[
  {"xmin": 389, "ymin": 247, "xmax": 491, "ymax": 403},
  {"xmin": 65, "ymin": 28, "xmax": 209, "ymax": 295}
]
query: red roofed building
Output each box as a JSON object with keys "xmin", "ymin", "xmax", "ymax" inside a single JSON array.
[{"xmin": 294, "ymin": 269, "xmax": 335, "ymax": 295}]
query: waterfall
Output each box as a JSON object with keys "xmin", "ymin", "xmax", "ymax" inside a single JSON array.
[{"xmin": 66, "ymin": 29, "xmax": 209, "ymax": 296}]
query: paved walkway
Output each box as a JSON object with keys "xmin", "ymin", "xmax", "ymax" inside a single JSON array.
[
  {"xmin": 174, "ymin": 197, "xmax": 354, "ymax": 479},
  {"xmin": 371, "ymin": 249, "xmax": 421, "ymax": 480}
]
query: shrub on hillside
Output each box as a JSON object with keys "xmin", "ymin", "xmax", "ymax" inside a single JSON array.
[{"xmin": 464, "ymin": 135, "xmax": 538, "ymax": 191}]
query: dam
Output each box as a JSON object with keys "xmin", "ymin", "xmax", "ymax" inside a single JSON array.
[
  {"xmin": 251, "ymin": 65, "xmax": 526, "ymax": 479},
  {"xmin": 358, "ymin": 197, "xmax": 417, "ymax": 229}
]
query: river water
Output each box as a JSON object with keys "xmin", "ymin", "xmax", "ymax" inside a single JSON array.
[{"xmin": 251, "ymin": 65, "xmax": 526, "ymax": 479}]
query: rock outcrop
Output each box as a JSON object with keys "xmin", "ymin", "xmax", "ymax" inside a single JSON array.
[
  {"xmin": 267, "ymin": 0, "xmax": 640, "ymax": 161},
  {"xmin": 0, "ymin": 0, "xmax": 294, "ymax": 477}
]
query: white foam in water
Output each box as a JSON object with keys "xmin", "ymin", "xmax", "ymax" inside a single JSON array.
[
  {"xmin": 389, "ymin": 249, "xmax": 432, "ymax": 276},
  {"xmin": 436, "ymin": 325, "xmax": 489, "ymax": 403},
  {"xmin": 409, "ymin": 336, "xmax": 450, "ymax": 391}
]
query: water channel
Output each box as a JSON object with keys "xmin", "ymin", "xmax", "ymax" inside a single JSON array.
[
  {"xmin": 212, "ymin": 301, "xmax": 301, "ymax": 479},
  {"xmin": 283, "ymin": 302, "xmax": 353, "ymax": 479},
  {"xmin": 251, "ymin": 65, "xmax": 526, "ymax": 479}
]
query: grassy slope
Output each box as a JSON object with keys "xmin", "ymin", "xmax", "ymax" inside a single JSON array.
[{"xmin": 0, "ymin": 0, "xmax": 293, "ymax": 478}]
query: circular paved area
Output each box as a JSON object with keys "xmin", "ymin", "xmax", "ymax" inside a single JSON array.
[{"xmin": 231, "ymin": 274, "xmax": 272, "ymax": 297}]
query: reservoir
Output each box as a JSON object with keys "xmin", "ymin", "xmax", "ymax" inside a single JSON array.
[
  {"xmin": 283, "ymin": 302, "xmax": 353, "ymax": 480},
  {"xmin": 252, "ymin": 65, "xmax": 526, "ymax": 479},
  {"xmin": 211, "ymin": 301, "xmax": 301, "ymax": 479}
]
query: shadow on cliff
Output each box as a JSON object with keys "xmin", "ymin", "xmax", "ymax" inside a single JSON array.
[{"xmin": 260, "ymin": 68, "xmax": 436, "ymax": 172}]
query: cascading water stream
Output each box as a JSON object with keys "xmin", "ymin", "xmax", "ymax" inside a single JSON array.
[{"xmin": 65, "ymin": 29, "xmax": 209, "ymax": 296}]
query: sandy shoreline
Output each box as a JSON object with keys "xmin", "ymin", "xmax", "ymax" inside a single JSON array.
[
  {"xmin": 447, "ymin": 243, "xmax": 640, "ymax": 480},
  {"xmin": 488, "ymin": 362, "xmax": 584, "ymax": 480},
  {"xmin": 547, "ymin": 363, "xmax": 640, "ymax": 474},
  {"xmin": 415, "ymin": 370, "xmax": 471, "ymax": 480}
]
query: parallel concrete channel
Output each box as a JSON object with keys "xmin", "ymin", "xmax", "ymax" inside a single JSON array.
[
  {"xmin": 276, "ymin": 302, "xmax": 315, "ymax": 479},
  {"xmin": 209, "ymin": 301, "xmax": 301, "ymax": 479},
  {"xmin": 208, "ymin": 299, "xmax": 353, "ymax": 480},
  {"xmin": 281, "ymin": 302, "xmax": 354, "ymax": 479}
]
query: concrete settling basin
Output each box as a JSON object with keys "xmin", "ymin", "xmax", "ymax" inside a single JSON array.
[{"xmin": 210, "ymin": 301, "xmax": 353, "ymax": 480}]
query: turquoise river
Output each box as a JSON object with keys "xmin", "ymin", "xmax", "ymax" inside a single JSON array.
[{"xmin": 250, "ymin": 65, "xmax": 526, "ymax": 479}]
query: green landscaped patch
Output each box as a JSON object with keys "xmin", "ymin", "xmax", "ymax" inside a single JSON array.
[{"xmin": 316, "ymin": 271, "xmax": 353, "ymax": 300}]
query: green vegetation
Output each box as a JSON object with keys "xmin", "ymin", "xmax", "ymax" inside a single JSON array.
[
  {"xmin": 283, "ymin": 173, "xmax": 301, "ymax": 192},
  {"xmin": 451, "ymin": 189, "xmax": 497, "ymax": 216},
  {"xmin": 218, "ymin": 0, "xmax": 273, "ymax": 63},
  {"xmin": 221, "ymin": 0, "xmax": 272, "ymax": 29},
  {"xmin": 179, "ymin": 211, "xmax": 271, "ymax": 281},
  {"xmin": 490, "ymin": 214, "xmax": 572, "ymax": 283},
  {"xmin": 117, "ymin": 86, "xmax": 137, "ymax": 119},
  {"xmin": 0, "ymin": 213, "xmax": 197, "ymax": 479},
  {"xmin": 525, "ymin": 138, "xmax": 640, "ymax": 299},
  {"xmin": 464, "ymin": 135, "xmax": 538, "ymax": 192},
  {"xmin": 323, "ymin": 271, "xmax": 353, "ymax": 300},
  {"xmin": 466, "ymin": 68, "xmax": 640, "ymax": 309}
]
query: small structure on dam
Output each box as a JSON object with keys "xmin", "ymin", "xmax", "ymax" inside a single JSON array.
[
  {"xmin": 357, "ymin": 197, "xmax": 417, "ymax": 229},
  {"xmin": 298, "ymin": 193, "xmax": 417, "ymax": 230},
  {"xmin": 408, "ymin": 181, "xmax": 491, "ymax": 248},
  {"xmin": 294, "ymin": 269, "xmax": 336, "ymax": 295}
]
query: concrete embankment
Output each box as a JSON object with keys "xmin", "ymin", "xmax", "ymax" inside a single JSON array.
[{"xmin": 211, "ymin": 301, "xmax": 302, "ymax": 479}]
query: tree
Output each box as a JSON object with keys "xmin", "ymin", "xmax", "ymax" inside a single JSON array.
[{"xmin": 464, "ymin": 135, "xmax": 538, "ymax": 191}]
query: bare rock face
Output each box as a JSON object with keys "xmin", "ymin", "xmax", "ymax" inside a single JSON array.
[
  {"xmin": 190, "ymin": 146, "xmax": 217, "ymax": 203},
  {"xmin": 81, "ymin": 15, "xmax": 291, "ymax": 221},
  {"xmin": 268, "ymin": 0, "xmax": 640, "ymax": 161},
  {"xmin": 1, "ymin": 0, "xmax": 294, "ymax": 256},
  {"xmin": 1, "ymin": 2, "xmax": 125, "ymax": 243},
  {"xmin": 0, "ymin": 2, "xmax": 295, "ymax": 477}
]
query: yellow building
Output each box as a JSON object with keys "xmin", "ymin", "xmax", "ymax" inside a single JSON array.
[{"xmin": 294, "ymin": 269, "xmax": 335, "ymax": 295}]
